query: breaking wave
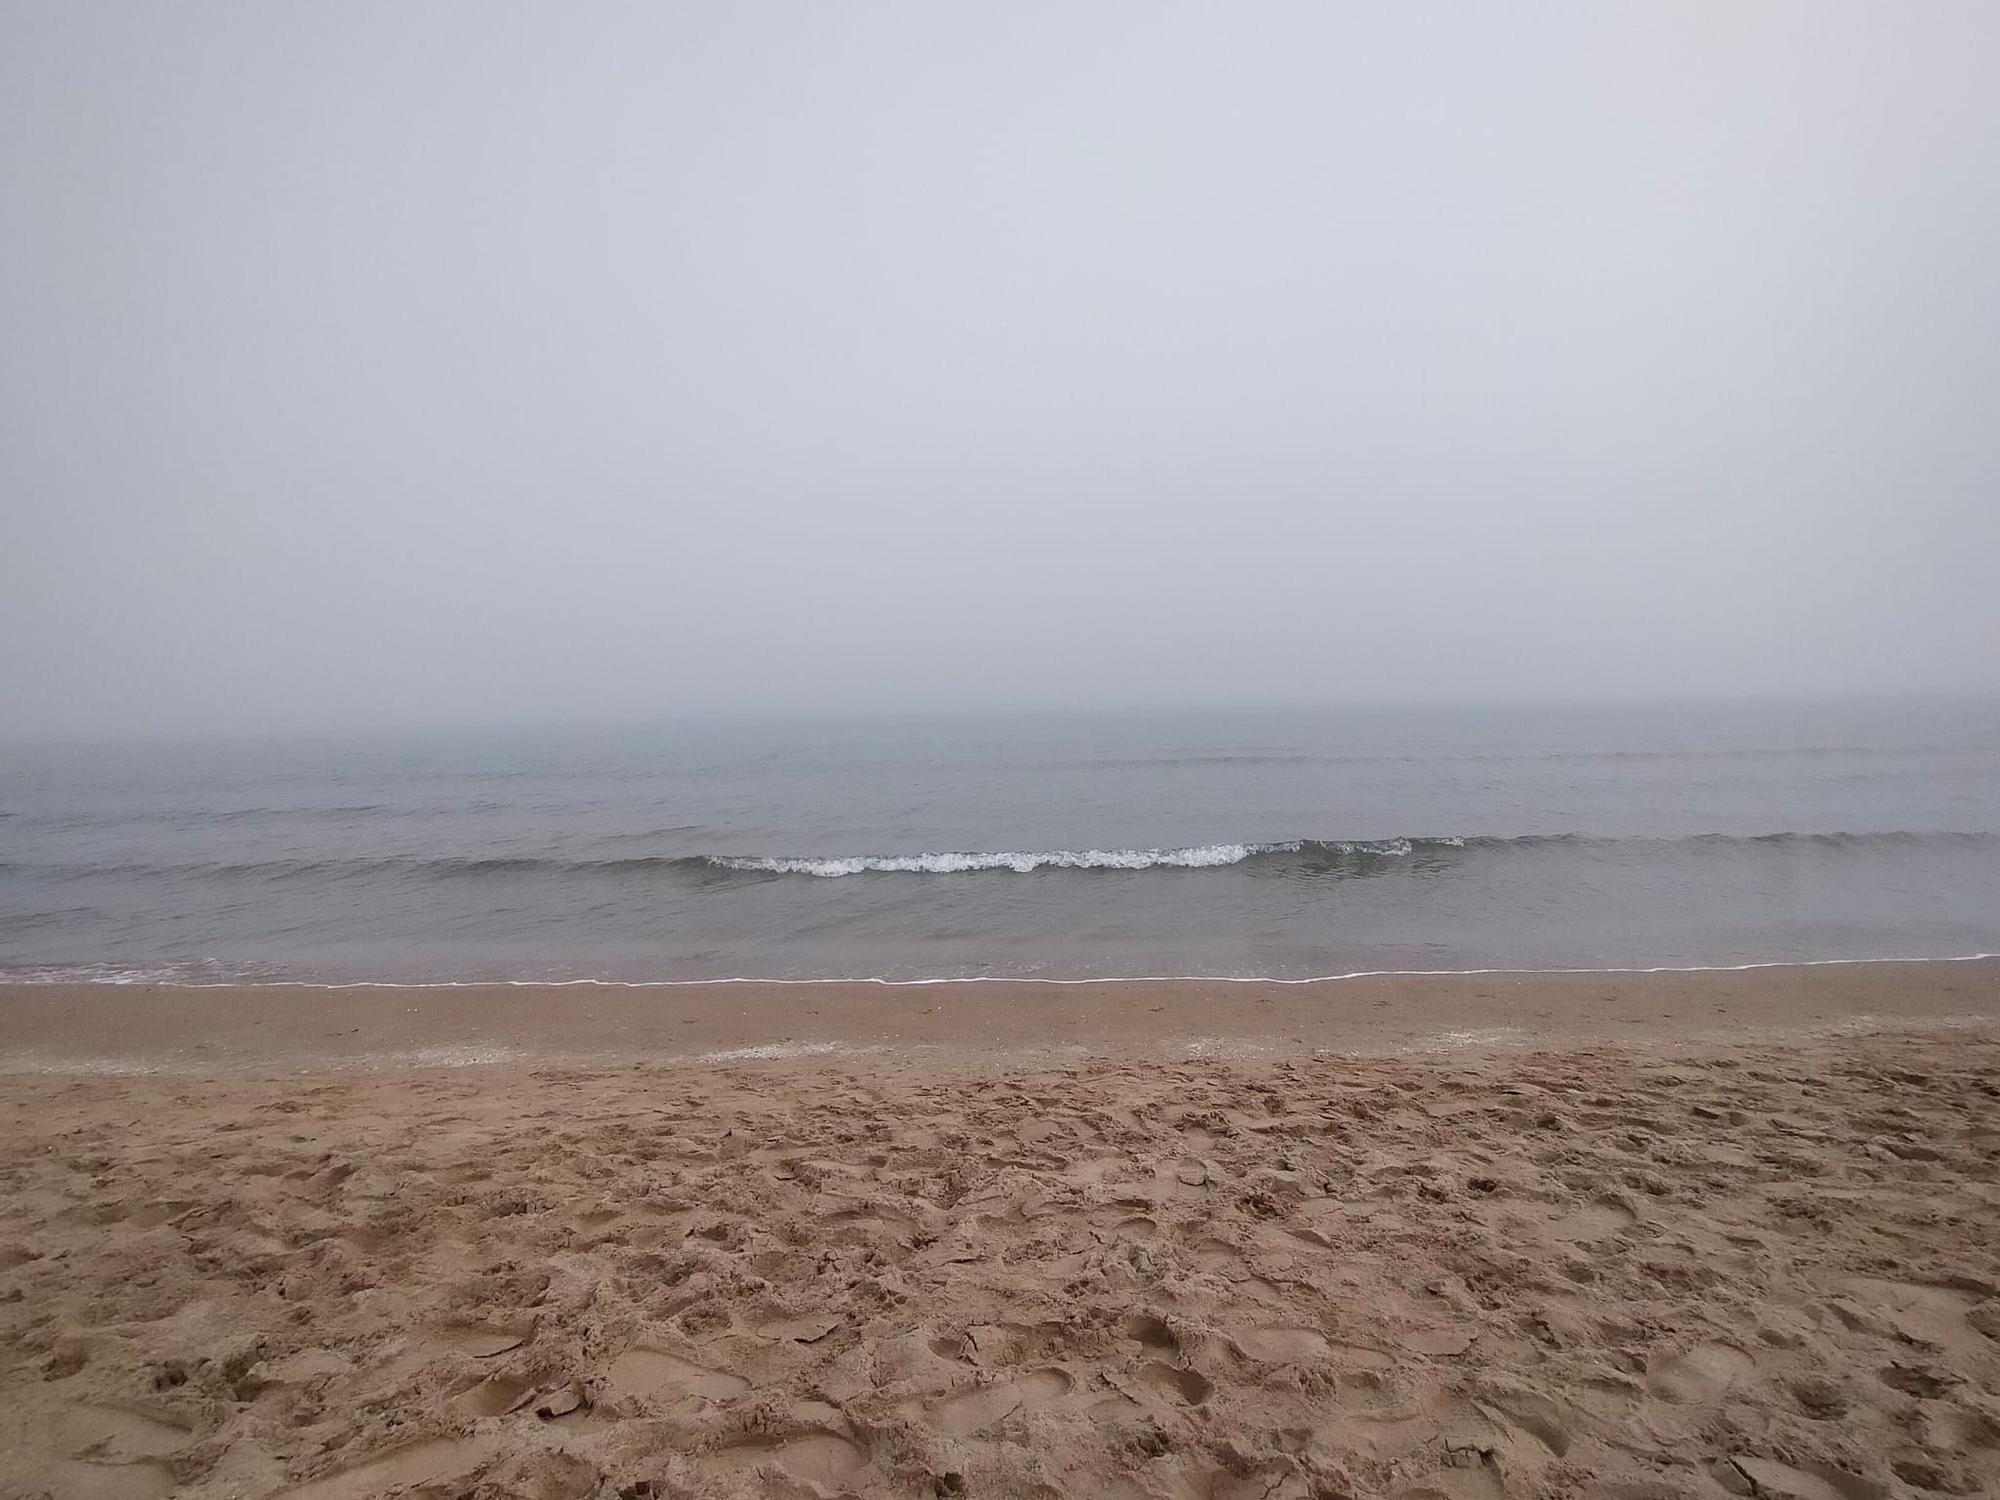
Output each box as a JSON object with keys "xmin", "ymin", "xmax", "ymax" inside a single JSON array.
[
  {"xmin": 2, "ymin": 830, "xmax": 1991, "ymax": 885},
  {"xmin": 705, "ymin": 839, "xmax": 1429, "ymax": 876},
  {"xmin": 700, "ymin": 830, "xmax": 1998, "ymax": 877}
]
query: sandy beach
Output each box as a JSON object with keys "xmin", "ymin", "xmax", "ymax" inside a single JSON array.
[
  {"xmin": 3, "ymin": 963, "xmax": 1998, "ymax": 1498},
  {"xmin": 11, "ymin": 0, "xmax": 2000, "ymax": 1491}
]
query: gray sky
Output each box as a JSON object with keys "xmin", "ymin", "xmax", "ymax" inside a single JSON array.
[{"xmin": 4, "ymin": 3, "xmax": 1997, "ymax": 738}]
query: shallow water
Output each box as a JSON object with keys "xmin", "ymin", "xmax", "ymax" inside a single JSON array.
[{"xmin": 4, "ymin": 699, "xmax": 1998, "ymax": 982}]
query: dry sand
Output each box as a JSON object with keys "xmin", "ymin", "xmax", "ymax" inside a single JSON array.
[{"xmin": 2, "ymin": 963, "xmax": 1999, "ymax": 1498}]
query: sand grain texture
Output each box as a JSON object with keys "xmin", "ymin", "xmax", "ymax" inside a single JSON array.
[{"xmin": 2, "ymin": 1032, "xmax": 1998, "ymax": 1498}]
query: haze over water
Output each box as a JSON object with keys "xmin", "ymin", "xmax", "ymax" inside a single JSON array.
[{"xmin": 5, "ymin": 699, "xmax": 1998, "ymax": 986}]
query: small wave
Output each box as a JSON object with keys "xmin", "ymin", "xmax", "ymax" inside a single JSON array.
[
  {"xmin": 201, "ymin": 803, "xmax": 388, "ymax": 823},
  {"xmin": 699, "ymin": 830, "xmax": 2000, "ymax": 876},
  {"xmin": 0, "ymin": 962, "xmax": 230, "ymax": 985},
  {"xmin": 2, "ymin": 830, "xmax": 1990, "ymax": 886},
  {"xmin": 1050, "ymin": 743, "xmax": 2000, "ymax": 773},
  {"xmin": 4, "ymin": 952, "xmax": 1997, "ymax": 991},
  {"xmin": 711, "ymin": 843, "xmax": 1274, "ymax": 876},
  {"xmin": 708, "ymin": 839, "xmax": 1470, "ymax": 876}
]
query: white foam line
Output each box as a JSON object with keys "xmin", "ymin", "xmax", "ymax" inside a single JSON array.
[
  {"xmin": 1404, "ymin": 1026, "xmax": 1535, "ymax": 1054},
  {"xmin": 17, "ymin": 951, "xmax": 1997, "ymax": 990},
  {"xmin": 695, "ymin": 1040, "xmax": 865, "ymax": 1062}
]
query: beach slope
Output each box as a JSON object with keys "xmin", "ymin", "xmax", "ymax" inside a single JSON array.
[{"xmin": 1, "ymin": 968, "xmax": 1998, "ymax": 1497}]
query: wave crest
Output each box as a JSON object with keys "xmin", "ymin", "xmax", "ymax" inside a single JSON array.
[
  {"xmin": 3, "ymin": 831, "xmax": 1988, "ymax": 885},
  {"xmin": 710, "ymin": 844, "xmax": 1267, "ymax": 877},
  {"xmin": 705, "ymin": 838, "xmax": 1439, "ymax": 877}
]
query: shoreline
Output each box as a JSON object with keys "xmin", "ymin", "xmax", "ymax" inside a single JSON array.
[
  {"xmin": 10, "ymin": 947, "xmax": 1998, "ymax": 989},
  {"xmin": 4, "ymin": 956, "xmax": 1998, "ymax": 1075}
]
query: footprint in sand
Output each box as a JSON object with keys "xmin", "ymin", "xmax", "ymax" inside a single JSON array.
[
  {"xmin": 41, "ymin": 1463, "xmax": 173, "ymax": 1500},
  {"xmin": 1206, "ymin": 1459, "xmax": 1302, "ymax": 1500},
  {"xmin": 57, "ymin": 1405, "xmax": 194, "ymax": 1463},
  {"xmin": 434, "ymin": 1322, "xmax": 530, "ymax": 1358},
  {"xmin": 824, "ymin": 1206, "xmax": 918, "ymax": 1242},
  {"xmin": 1138, "ymin": 1362, "xmax": 1213, "ymax": 1406},
  {"xmin": 1646, "ymin": 1340, "xmax": 1753, "ymax": 1403},
  {"xmin": 278, "ymin": 1438, "xmax": 498, "ymax": 1500},
  {"xmin": 936, "ymin": 1368, "xmax": 1073, "ymax": 1435},
  {"xmin": 1089, "ymin": 1392, "xmax": 1147, "ymax": 1422},
  {"xmin": 1549, "ymin": 1197, "xmax": 1636, "ymax": 1242},
  {"xmin": 1400, "ymin": 1467, "xmax": 1506, "ymax": 1500},
  {"xmin": 451, "ymin": 1373, "xmax": 538, "ymax": 1416},
  {"xmin": 1122, "ymin": 1313, "xmax": 1178, "ymax": 1351},
  {"xmin": 1402, "ymin": 1326, "xmax": 1478, "ymax": 1357},
  {"xmin": 1328, "ymin": 1343, "xmax": 1396, "ymax": 1373},
  {"xmin": 1878, "ymin": 1362, "xmax": 1956, "ymax": 1399},
  {"xmin": 1475, "ymin": 1385, "xmax": 1573, "ymax": 1455},
  {"xmin": 1315, "ymin": 1409, "xmax": 1434, "ymax": 1461},
  {"xmin": 1719, "ymin": 1456, "xmax": 1886, "ymax": 1500},
  {"xmin": 1234, "ymin": 1326, "xmax": 1333, "ymax": 1363},
  {"xmin": 1192, "ymin": 1238, "xmax": 1252, "ymax": 1280},
  {"xmin": 266, "ymin": 1349, "xmax": 351, "ymax": 1384},
  {"xmin": 757, "ymin": 1312, "xmax": 843, "ymax": 1343},
  {"xmin": 608, "ymin": 1348, "xmax": 751, "ymax": 1402},
  {"xmin": 701, "ymin": 1431, "xmax": 866, "ymax": 1485},
  {"xmin": 1846, "ymin": 1278, "xmax": 1985, "ymax": 1358},
  {"xmin": 1070, "ymin": 1156, "xmax": 1130, "ymax": 1184}
]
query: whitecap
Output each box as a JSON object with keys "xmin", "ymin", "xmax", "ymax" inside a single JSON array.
[{"xmin": 707, "ymin": 843, "xmax": 1274, "ymax": 877}]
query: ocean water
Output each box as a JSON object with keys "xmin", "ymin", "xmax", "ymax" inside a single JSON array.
[{"xmin": 3, "ymin": 700, "xmax": 1999, "ymax": 985}]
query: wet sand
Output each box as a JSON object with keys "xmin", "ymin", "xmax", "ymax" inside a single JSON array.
[
  {"xmin": 2, "ymin": 962, "xmax": 1998, "ymax": 1498},
  {"xmin": 3, "ymin": 958, "xmax": 1998, "ymax": 1074}
]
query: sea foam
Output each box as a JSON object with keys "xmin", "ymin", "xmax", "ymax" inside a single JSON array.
[
  {"xmin": 703, "ymin": 838, "xmax": 1441, "ymax": 876},
  {"xmin": 710, "ymin": 843, "xmax": 1272, "ymax": 876}
]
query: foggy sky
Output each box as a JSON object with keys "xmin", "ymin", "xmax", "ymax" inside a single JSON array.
[{"xmin": 4, "ymin": 3, "xmax": 1998, "ymax": 739}]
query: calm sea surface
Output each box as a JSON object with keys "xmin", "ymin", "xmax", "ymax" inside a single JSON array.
[{"xmin": 4, "ymin": 700, "xmax": 1999, "ymax": 984}]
